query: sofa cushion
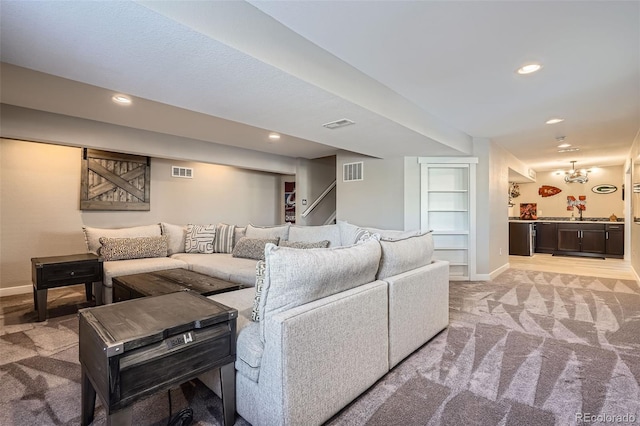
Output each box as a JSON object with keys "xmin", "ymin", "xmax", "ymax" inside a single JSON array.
[
  {"xmin": 279, "ymin": 240, "xmax": 330, "ymax": 249},
  {"xmin": 235, "ymin": 322, "xmax": 263, "ymax": 383},
  {"xmin": 251, "ymin": 260, "xmax": 266, "ymax": 322},
  {"xmin": 259, "ymin": 239, "xmax": 382, "ymax": 342},
  {"xmin": 207, "ymin": 287, "xmax": 256, "ymax": 334},
  {"xmin": 171, "ymin": 253, "xmax": 258, "ymax": 286},
  {"xmin": 232, "ymin": 237, "xmax": 279, "ymax": 261},
  {"xmin": 245, "ymin": 223, "xmax": 290, "ymax": 241},
  {"xmin": 102, "ymin": 257, "xmax": 188, "ymax": 290},
  {"xmin": 365, "ymin": 226, "xmax": 421, "ymax": 240},
  {"xmin": 213, "ymin": 223, "xmax": 236, "ymax": 254},
  {"xmin": 185, "ymin": 224, "xmax": 216, "ymax": 254},
  {"xmin": 83, "ymin": 224, "xmax": 161, "ymax": 254},
  {"xmin": 376, "ymin": 232, "xmax": 434, "ymax": 280},
  {"xmin": 337, "ymin": 220, "xmax": 367, "ymax": 246},
  {"xmin": 288, "ymin": 225, "xmax": 341, "ymax": 247},
  {"xmin": 160, "ymin": 223, "xmax": 187, "ymax": 255},
  {"xmin": 99, "ymin": 236, "xmax": 168, "ymax": 261},
  {"xmin": 234, "ymin": 226, "xmax": 246, "ymax": 248}
]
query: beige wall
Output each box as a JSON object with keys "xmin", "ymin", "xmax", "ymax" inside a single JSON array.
[
  {"xmin": 509, "ymin": 165, "xmax": 624, "ymax": 219},
  {"xmin": 0, "ymin": 138, "xmax": 282, "ymax": 293}
]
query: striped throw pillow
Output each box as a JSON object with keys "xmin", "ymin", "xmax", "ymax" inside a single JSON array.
[{"xmin": 213, "ymin": 223, "xmax": 236, "ymax": 253}]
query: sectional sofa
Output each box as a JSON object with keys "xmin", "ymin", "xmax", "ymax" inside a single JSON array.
[{"xmin": 82, "ymin": 221, "xmax": 449, "ymax": 426}]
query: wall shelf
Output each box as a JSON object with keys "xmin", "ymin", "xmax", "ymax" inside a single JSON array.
[{"xmin": 420, "ymin": 158, "xmax": 477, "ymax": 281}]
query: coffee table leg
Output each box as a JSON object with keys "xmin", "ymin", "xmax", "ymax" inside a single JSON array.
[
  {"xmin": 107, "ymin": 407, "xmax": 132, "ymax": 426},
  {"xmin": 94, "ymin": 282, "xmax": 104, "ymax": 306},
  {"xmin": 81, "ymin": 368, "xmax": 96, "ymax": 426},
  {"xmin": 220, "ymin": 362, "xmax": 236, "ymax": 426},
  {"xmin": 35, "ymin": 288, "xmax": 47, "ymax": 322},
  {"xmin": 84, "ymin": 282, "xmax": 93, "ymax": 301}
]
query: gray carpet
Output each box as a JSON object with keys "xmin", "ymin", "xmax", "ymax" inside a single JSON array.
[{"xmin": 1, "ymin": 269, "xmax": 639, "ymax": 425}]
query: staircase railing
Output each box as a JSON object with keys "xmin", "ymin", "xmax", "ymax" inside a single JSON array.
[{"xmin": 301, "ymin": 180, "xmax": 336, "ymax": 218}]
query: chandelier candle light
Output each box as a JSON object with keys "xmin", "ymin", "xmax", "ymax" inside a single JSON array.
[{"xmin": 562, "ymin": 161, "xmax": 591, "ymax": 184}]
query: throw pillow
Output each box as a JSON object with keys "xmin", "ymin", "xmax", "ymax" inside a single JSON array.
[
  {"xmin": 251, "ymin": 260, "xmax": 266, "ymax": 322},
  {"xmin": 213, "ymin": 223, "xmax": 236, "ymax": 253},
  {"xmin": 160, "ymin": 222, "xmax": 187, "ymax": 255},
  {"xmin": 232, "ymin": 237, "xmax": 280, "ymax": 261},
  {"xmin": 234, "ymin": 226, "xmax": 247, "ymax": 248},
  {"xmin": 185, "ymin": 224, "xmax": 216, "ymax": 254},
  {"xmin": 99, "ymin": 236, "xmax": 168, "ymax": 261},
  {"xmin": 376, "ymin": 231, "xmax": 434, "ymax": 279},
  {"xmin": 245, "ymin": 223, "xmax": 290, "ymax": 241},
  {"xmin": 279, "ymin": 240, "xmax": 330, "ymax": 249},
  {"xmin": 337, "ymin": 220, "xmax": 367, "ymax": 246}
]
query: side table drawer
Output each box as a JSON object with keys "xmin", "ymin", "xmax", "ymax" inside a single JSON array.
[{"xmin": 35, "ymin": 261, "xmax": 102, "ymax": 289}]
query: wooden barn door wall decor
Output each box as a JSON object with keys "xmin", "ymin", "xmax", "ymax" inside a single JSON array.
[{"xmin": 80, "ymin": 149, "xmax": 151, "ymax": 211}]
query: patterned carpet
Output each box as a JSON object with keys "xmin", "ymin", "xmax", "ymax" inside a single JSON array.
[{"xmin": 1, "ymin": 269, "xmax": 639, "ymax": 425}]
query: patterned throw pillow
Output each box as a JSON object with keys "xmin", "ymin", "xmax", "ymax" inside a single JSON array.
[
  {"xmin": 213, "ymin": 223, "xmax": 236, "ymax": 253},
  {"xmin": 279, "ymin": 240, "xmax": 330, "ymax": 249},
  {"xmin": 251, "ymin": 260, "xmax": 266, "ymax": 322},
  {"xmin": 99, "ymin": 236, "xmax": 168, "ymax": 261},
  {"xmin": 232, "ymin": 237, "xmax": 279, "ymax": 261},
  {"xmin": 356, "ymin": 230, "xmax": 381, "ymax": 244},
  {"xmin": 185, "ymin": 224, "xmax": 216, "ymax": 254}
]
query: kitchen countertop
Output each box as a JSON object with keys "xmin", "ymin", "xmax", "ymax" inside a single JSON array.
[{"xmin": 509, "ymin": 218, "xmax": 624, "ymax": 224}]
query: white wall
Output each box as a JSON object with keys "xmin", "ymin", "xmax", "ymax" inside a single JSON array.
[
  {"xmin": 296, "ymin": 156, "xmax": 336, "ymax": 226},
  {"xmin": 509, "ymin": 166, "xmax": 624, "ymax": 219},
  {"xmin": 336, "ymin": 153, "xmax": 406, "ymax": 229},
  {"xmin": 0, "ymin": 139, "xmax": 282, "ymax": 292}
]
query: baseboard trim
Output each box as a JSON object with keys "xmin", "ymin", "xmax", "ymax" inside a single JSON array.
[
  {"xmin": 0, "ymin": 285, "xmax": 32, "ymax": 298},
  {"xmin": 473, "ymin": 262, "xmax": 510, "ymax": 281}
]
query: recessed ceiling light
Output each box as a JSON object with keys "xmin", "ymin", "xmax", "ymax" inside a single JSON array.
[
  {"xmin": 112, "ymin": 94, "xmax": 132, "ymax": 105},
  {"xmin": 322, "ymin": 118, "xmax": 355, "ymax": 129},
  {"xmin": 557, "ymin": 143, "xmax": 571, "ymax": 148},
  {"xmin": 268, "ymin": 133, "xmax": 281, "ymax": 140},
  {"xmin": 558, "ymin": 147, "xmax": 580, "ymax": 153},
  {"xmin": 546, "ymin": 118, "xmax": 564, "ymax": 124},
  {"xmin": 516, "ymin": 63, "xmax": 542, "ymax": 75}
]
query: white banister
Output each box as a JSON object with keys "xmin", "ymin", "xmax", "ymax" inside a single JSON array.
[{"xmin": 301, "ymin": 180, "xmax": 336, "ymax": 218}]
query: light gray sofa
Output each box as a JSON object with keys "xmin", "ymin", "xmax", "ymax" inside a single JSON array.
[{"xmin": 82, "ymin": 221, "xmax": 449, "ymax": 425}]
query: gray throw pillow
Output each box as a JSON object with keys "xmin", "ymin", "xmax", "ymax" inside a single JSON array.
[
  {"xmin": 251, "ymin": 260, "xmax": 266, "ymax": 322},
  {"xmin": 213, "ymin": 223, "xmax": 236, "ymax": 254},
  {"xmin": 99, "ymin": 236, "xmax": 168, "ymax": 261},
  {"xmin": 232, "ymin": 237, "xmax": 280, "ymax": 261},
  {"xmin": 279, "ymin": 240, "xmax": 330, "ymax": 249}
]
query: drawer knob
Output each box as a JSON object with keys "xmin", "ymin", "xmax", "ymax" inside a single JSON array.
[{"xmin": 70, "ymin": 271, "xmax": 75, "ymax": 276}]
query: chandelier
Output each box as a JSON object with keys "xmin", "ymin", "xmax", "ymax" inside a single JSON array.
[{"xmin": 564, "ymin": 161, "xmax": 590, "ymax": 184}]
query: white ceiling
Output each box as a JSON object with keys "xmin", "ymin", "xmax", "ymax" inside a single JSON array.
[{"xmin": 1, "ymin": 1, "xmax": 638, "ymax": 172}]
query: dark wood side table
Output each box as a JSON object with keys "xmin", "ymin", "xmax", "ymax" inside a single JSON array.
[
  {"xmin": 112, "ymin": 268, "xmax": 245, "ymax": 302},
  {"xmin": 79, "ymin": 291, "xmax": 237, "ymax": 426},
  {"xmin": 31, "ymin": 253, "xmax": 103, "ymax": 321}
]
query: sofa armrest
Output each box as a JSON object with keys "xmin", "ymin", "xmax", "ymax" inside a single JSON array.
[
  {"xmin": 257, "ymin": 280, "xmax": 389, "ymax": 426},
  {"xmin": 386, "ymin": 259, "xmax": 449, "ymax": 367}
]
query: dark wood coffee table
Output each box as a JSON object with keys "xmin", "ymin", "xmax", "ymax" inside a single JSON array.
[
  {"xmin": 79, "ymin": 291, "xmax": 237, "ymax": 426},
  {"xmin": 112, "ymin": 268, "xmax": 245, "ymax": 303}
]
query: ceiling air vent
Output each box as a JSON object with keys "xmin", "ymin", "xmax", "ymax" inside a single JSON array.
[
  {"xmin": 343, "ymin": 162, "xmax": 363, "ymax": 182},
  {"xmin": 322, "ymin": 118, "xmax": 355, "ymax": 129},
  {"xmin": 172, "ymin": 166, "xmax": 193, "ymax": 179}
]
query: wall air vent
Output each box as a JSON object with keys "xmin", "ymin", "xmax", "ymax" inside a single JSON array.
[
  {"xmin": 171, "ymin": 166, "xmax": 193, "ymax": 179},
  {"xmin": 322, "ymin": 118, "xmax": 355, "ymax": 129},
  {"xmin": 343, "ymin": 162, "xmax": 363, "ymax": 182}
]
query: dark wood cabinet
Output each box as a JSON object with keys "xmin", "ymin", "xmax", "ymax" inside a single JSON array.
[
  {"xmin": 535, "ymin": 222, "xmax": 558, "ymax": 253},
  {"xmin": 605, "ymin": 224, "xmax": 624, "ymax": 258},
  {"xmin": 557, "ymin": 223, "xmax": 606, "ymax": 257}
]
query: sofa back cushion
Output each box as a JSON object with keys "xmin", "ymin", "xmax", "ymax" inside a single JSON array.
[
  {"xmin": 365, "ymin": 226, "xmax": 421, "ymax": 240},
  {"xmin": 83, "ymin": 224, "xmax": 162, "ymax": 254},
  {"xmin": 245, "ymin": 223, "xmax": 290, "ymax": 241},
  {"xmin": 337, "ymin": 220, "xmax": 367, "ymax": 246},
  {"xmin": 288, "ymin": 224, "xmax": 341, "ymax": 247},
  {"xmin": 160, "ymin": 222, "xmax": 187, "ymax": 255},
  {"xmin": 258, "ymin": 239, "xmax": 382, "ymax": 342},
  {"xmin": 99, "ymin": 236, "xmax": 168, "ymax": 261},
  {"xmin": 376, "ymin": 232, "xmax": 434, "ymax": 280}
]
